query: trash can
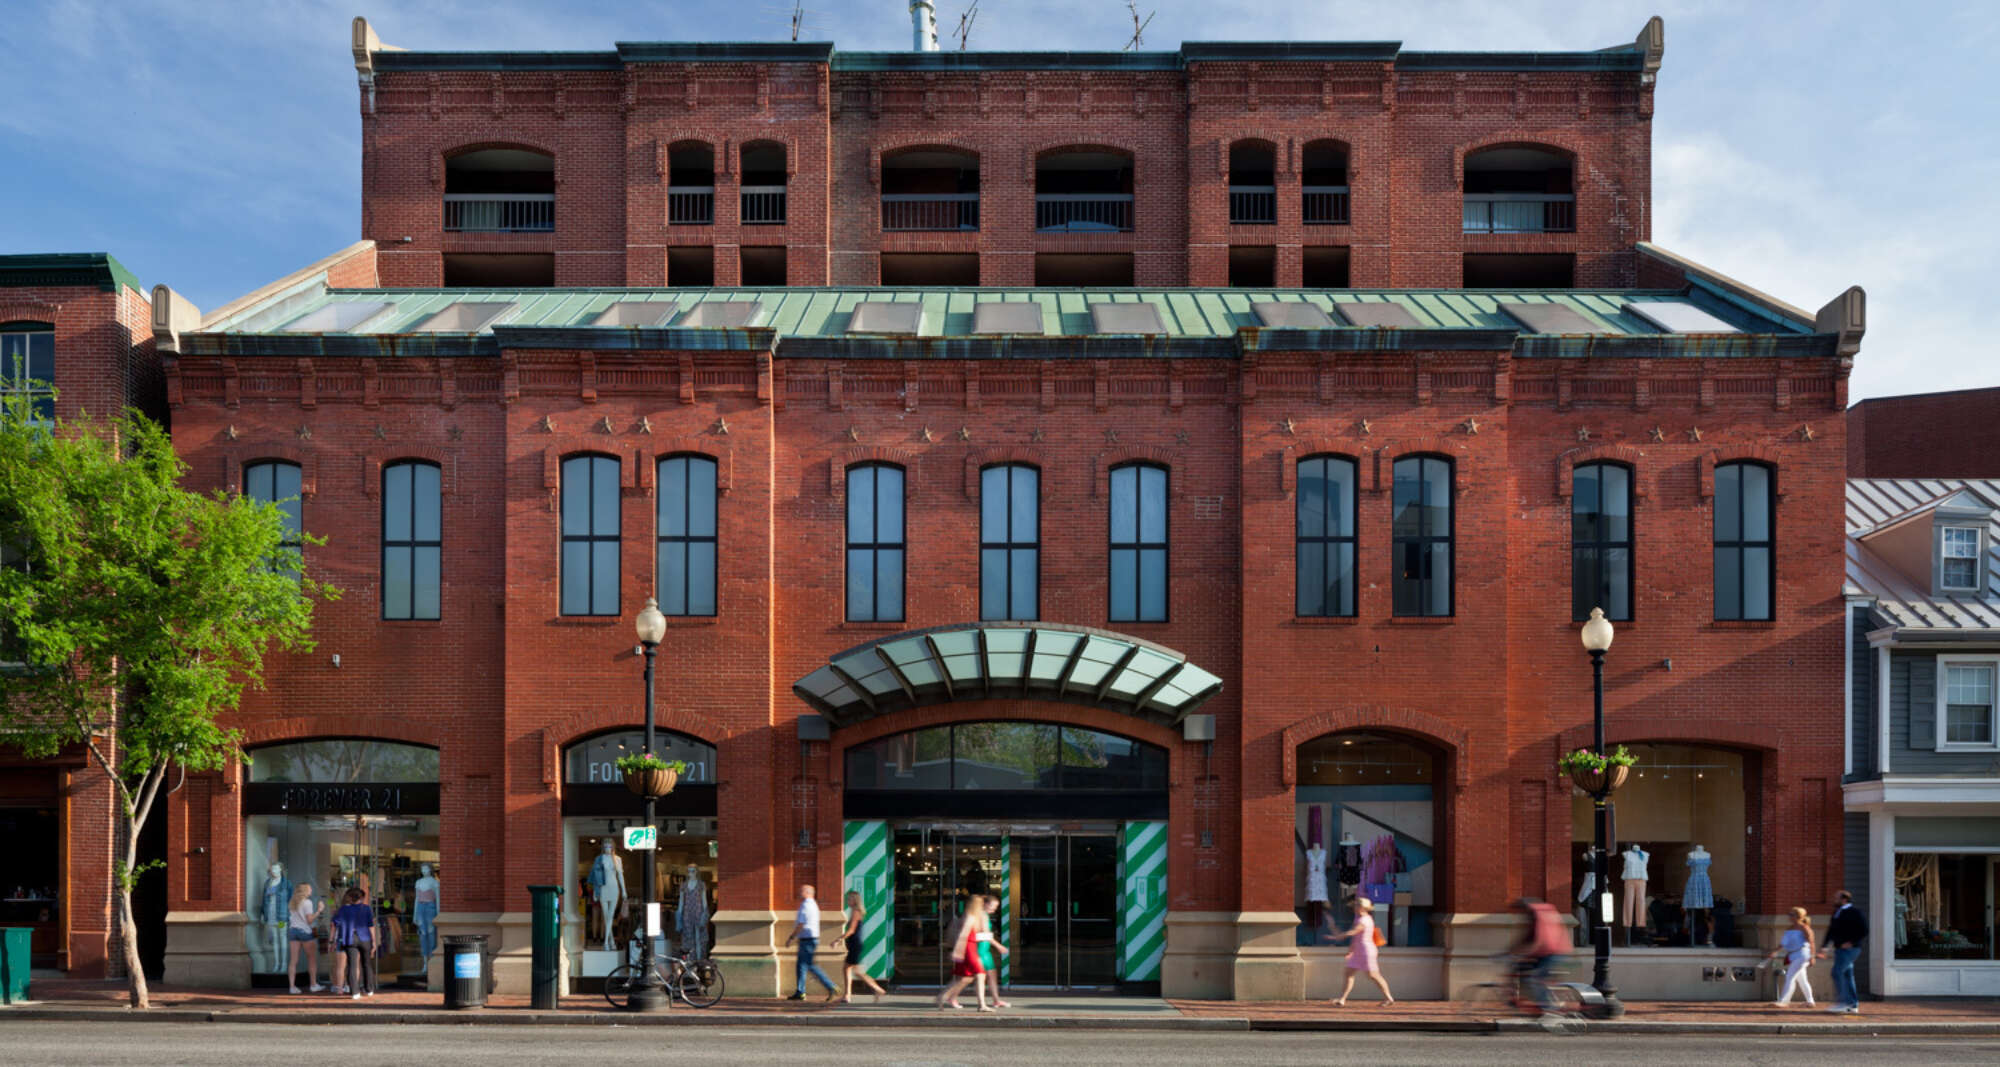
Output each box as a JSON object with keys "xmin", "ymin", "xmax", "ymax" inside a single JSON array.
[
  {"xmin": 442, "ymin": 933, "xmax": 489, "ymax": 1009},
  {"xmin": 528, "ymin": 885, "xmax": 562, "ymax": 1011},
  {"xmin": 0, "ymin": 928, "xmax": 31, "ymax": 1004}
]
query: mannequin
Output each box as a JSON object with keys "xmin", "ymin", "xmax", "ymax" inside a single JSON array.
[
  {"xmin": 413, "ymin": 864, "xmax": 440, "ymax": 966},
  {"xmin": 589, "ymin": 841, "xmax": 626, "ymax": 951},
  {"xmin": 1682, "ymin": 844, "xmax": 1714, "ymax": 946},
  {"xmin": 676, "ymin": 864, "xmax": 710, "ymax": 959},
  {"xmin": 1303, "ymin": 842, "xmax": 1330, "ymax": 938},
  {"xmin": 262, "ymin": 862, "xmax": 294, "ymax": 968},
  {"xmin": 1620, "ymin": 845, "xmax": 1650, "ymax": 943},
  {"xmin": 1335, "ymin": 832, "xmax": 1362, "ymax": 888}
]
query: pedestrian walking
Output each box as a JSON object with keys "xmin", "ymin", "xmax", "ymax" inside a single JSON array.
[
  {"xmin": 783, "ymin": 884, "xmax": 839, "ymax": 1002},
  {"xmin": 1817, "ymin": 889, "xmax": 1868, "ymax": 1014},
  {"xmin": 285, "ymin": 883, "xmax": 324, "ymax": 994},
  {"xmin": 331, "ymin": 887, "xmax": 376, "ymax": 999},
  {"xmin": 975, "ymin": 895, "xmax": 1011, "ymax": 1010},
  {"xmin": 837, "ymin": 889, "xmax": 886, "ymax": 1004},
  {"xmin": 1331, "ymin": 897, "xmax": 1395, "ymax": 1007},
  {"xmin": 934, "ymin": 898, "xmax": 990, "ymax": 1010},
  {"xmin": 1767, "ymin": 906, "xmax": 1816, "ymax": 1007}
]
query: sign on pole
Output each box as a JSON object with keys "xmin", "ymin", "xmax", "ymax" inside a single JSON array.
[{"xmin": 623, "ymin": 825, "xmax": 658, "ymax": 851}]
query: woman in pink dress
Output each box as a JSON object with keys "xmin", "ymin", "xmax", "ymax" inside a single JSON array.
[{"xmin": 1332, "ymin": 897, "xmax": 1395, "ymax": 1007}]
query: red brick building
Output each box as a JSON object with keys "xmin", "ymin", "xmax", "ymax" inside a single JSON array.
[
  {"xmin": 18, "ymin": 15, "xmax": 1875, "ymax": 1003},
  {"xmin": 1848, "ymin": 387, "xmax": 2000, "ymax": 479}
]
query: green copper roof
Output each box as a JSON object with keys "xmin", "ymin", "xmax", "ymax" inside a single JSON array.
[{"xmin": 0, "ymin": 253, "xmax": 143, "ymax": 296}]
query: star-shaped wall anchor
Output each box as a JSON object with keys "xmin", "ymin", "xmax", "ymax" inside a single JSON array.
[
  {"xmin": 1648, "ymin": 426, "xmax": 1666, "ymax": 443},
  {"xmin": 1103, "ymin": 427, "xmax": 1120, "ymax": 445},
  {"xmin": 371, "ymin": 424, "xmax": 388, "ymax": 441},
  {"xmin": 223, "ymin": 425, "xmax": 239, "ymax": 441},
  {"xmin": 1798, "ymin": 423, "xmax": 1816, "ymax": 442},
  {"xmin": 1357, "ymin": 418, "xmax": 1373, "ymax": 436},
  {"xmin": 711, "ymin": 417, "xmax": 731, "ymax": 436},
  {"xmin": 597, "ymin": 415, "xmax": 615, "ymax": 434},
  {"xmin": 843, "ymin": 426, "xmax": 860, "ymax": 442},
  {"xmin": 1029, "ymin": 428, "xmax": 1046, "ymax": 443},
  {"xmin": 1174, "ymin": 430, "xmax": 1190, "ymax": 446},
  {"xmin": 1574, "ymin": 426, "xmax": 1591, "ymax": 443},
  {"xmin": 956, "ymin": 426, "xmax": 972, "ymax": 441},
  {"xmin": 447, "ymin": 425, "xmax": 464, "ymax": 441},
  {"xmin": 1460, "ymin": 416, "xmax": 1480, "ymax": 435},
  {"xmin": 919, "ymin": 426, "xmax": 936, "ymax": 442},
  {"xmin": 1277, "ymin": 416, "xmax": 1297, "ymax": 436},
  {"xmin": 636, "ymin": 416, "xmax": 653, "ymax": 435},
  {"xmin": 296, "ymin": 425, "xmax": 313, "ymax": 442},
  {"xmin": 1686, "ymin": 426, "xmax": 1704, "ymax": 443},
  {"xmin": 538, "ymin": 414, "xmax": 557, "ymax": 433}
]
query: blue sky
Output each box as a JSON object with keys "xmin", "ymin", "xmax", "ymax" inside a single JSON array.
[{"xmin": 2, "ymin": 1, "xmax": 1992, "ymax": 400}]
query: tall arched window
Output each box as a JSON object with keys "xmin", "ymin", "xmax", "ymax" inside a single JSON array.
[
  {"xmin": 0, "ymin": 324, "xmax": 55, "ymax": 421},
  {"xmin": 244, "ymin": 460, "xmax": 303, "ymax": 576},
  {"xmin": 1713, "ymin": 461, "xmax": 1774, "ymax": 621},
  {"xmin": 980, "ymin": 464, "xmax": 1039, "ymax": 621},
  {"xmin": 656, "ymin": 454, "xmax": 718, "ymax": 617},
  {"xmin": 1109, "ymin": 463, "xmax": 1168, "ymax": 622},
  {"xmin": 1297, "ymin": 455, "xmax": 1358, "ymax": 617},
  {"xmin": 1392, "ymin": 456, "xmax": 1452, "ymax": 617},
  {"xmin": 561, "ymin": 454, "xmax": 620, "ymax": 616},
  {"xmin": 382, "ymin": 461, "xmax": 441, "ymax": 620},
  {"xmin": 846, "ymin": 464, "xmax": 905, "ymax": 622},
  {"xmin": 1572, "ymin": 462, "xmax": 1632, "ymax": 622}
]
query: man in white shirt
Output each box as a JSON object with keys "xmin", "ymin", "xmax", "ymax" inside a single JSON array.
[{"xmin": 784, "ymin": 884, "xmax": 838, "ymax": 1001}]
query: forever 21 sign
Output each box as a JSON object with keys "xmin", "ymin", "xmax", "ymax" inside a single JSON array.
[{"xmin": 243, "ymin": 781, "xmax": 442, "ymax": 816}]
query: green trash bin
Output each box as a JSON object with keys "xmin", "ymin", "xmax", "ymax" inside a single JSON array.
[{"xmin": 0, "ymin": 928, "xmax": 31, "ymax": 1004}]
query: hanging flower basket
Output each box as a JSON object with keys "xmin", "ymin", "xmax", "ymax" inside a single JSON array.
[
  {"xmin": 616, "ymin": 754, "xmax": 687, "ymax": 798},
  {"xmin": 1557, "ymin": 746, "xmax": 1637, "ymax": 795},
  {"xmin": 1568, "ymin": 764, "xmax": 1630, "ymax": 795}
]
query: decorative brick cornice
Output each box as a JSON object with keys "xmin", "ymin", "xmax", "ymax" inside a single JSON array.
[{"xmin": 1280, "ymin": 705, "xmax": 1471, "ymax": 790}]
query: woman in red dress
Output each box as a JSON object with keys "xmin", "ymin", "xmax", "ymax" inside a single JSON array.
[{"xmin": 934, "ymin": 900, "xmax": 988, "ymax": 1010}]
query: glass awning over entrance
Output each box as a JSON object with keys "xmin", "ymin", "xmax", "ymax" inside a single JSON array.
[{"xmin": 792, "ymin": 622, "xmax": 1223, "ymax": 729}]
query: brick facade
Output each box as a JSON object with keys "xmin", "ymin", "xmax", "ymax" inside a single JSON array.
[{"xmin": 1848, "ymin": 388, "xmax": 2000, "ymax": 479}]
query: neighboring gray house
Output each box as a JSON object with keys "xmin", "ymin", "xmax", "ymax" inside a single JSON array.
[{"xmin": 1846, "ymin": 479, "xmax": 2000, "ymax": 996}]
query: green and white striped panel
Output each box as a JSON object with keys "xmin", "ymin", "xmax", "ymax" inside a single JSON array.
[
  {"xmin": 998, "ymin": 834, "xmax": 1011, "ymax": 986},
  {"xmin": 1119, "ymin": 820, "xmax": 1167, "ymax": 982},
  {"xmin": 841, "ymin": 820, "xmax": 891, "ymax": 979}
]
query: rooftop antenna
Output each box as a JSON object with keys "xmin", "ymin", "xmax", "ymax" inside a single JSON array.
[
  {"xmin": 791, "ymin": 1, "xmax": 806, "ymax": 41},
  {"xmin": 1123, "ymin": 2, "xmax": 1155, "ymax": 51},
  {"xmin": 951, "ymin": 2, "xmax": 979, "ymax": 50}
]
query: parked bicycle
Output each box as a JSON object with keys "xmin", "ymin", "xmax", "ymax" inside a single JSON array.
[{"xmin": 602, "ymin": 949, "xmax": 725, "ymax": 1009}]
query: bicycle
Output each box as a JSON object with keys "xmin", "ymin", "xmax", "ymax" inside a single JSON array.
[
  {"xmin": 602, "ymin": 950, "xmax": 726, "ymax": 1009},
  {"xmin": 1459, "ymin": 957, "xmax": 1609, "ymax": 1034}
]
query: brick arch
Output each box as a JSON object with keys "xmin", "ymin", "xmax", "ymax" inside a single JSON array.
[
  {"xmin": 963, "ymin": 445, "xmax": 1049, "ymax": 499},
  {"xmin": 1371, "ymin": 437, "xmax": 1467, "ymax": 492},
  {"xmin": 636, "ymin": 440, "xmax": 734, "ymax": 496},
  {"xmin": 363, "ymin": 449, "xmax": 457, "ymax": 499},
  {"xmin": 829, "ymin": 446, "xmax": 923, "ymax": 499},
  {"xmin": 1697, "ymin": 446, "xmax": 1786, "ymax": 500},
  {"xmin": 1095, "ymin": 446, "xmax": 1181, "ymax": 497},
  {"xmin": 1555, "ymin": 715, "xmax": 1779, "ymax": 757},
  {"xmin": 1452, "ymin": 134, "xmax": 1585, "ymax": 191},
  {"xmin": 739, "ymin": 136, "xmax": 798, "ymax": 177},
  {"xmin": 1277, "ymin": 441, "xmax": 1365, "ymax": 496},
  {"xmin": 0, "ymin": 301, "xmax": 60, "ymax": 326},
  {"xmin": 1279, "ymin": 706, "xmax": 1471, "ymax": 790},
  {"xmin": 437, "ymin": 139, "xmax": 558, "ymax": 188},
  {"xmin": 1025, "ymin": 140, "xmax": 1139, "ymax": 183},
  {"xmin": 1219, "ymin": 134, "xmax": 1288, "ymax": 178},
  {"xmin": 537, "ymin": 703, "xmax": 726, "ymax": 792},
  {"xmin": 871, "ymin": 140, "xmax": 981, "ymax": 187},
  {"xmin": 830, "ymin": 699, "xmax": 1182, "ymax": 757},
  {"xmin": 1556, "ymin": 443, "xmax": 1651, "ymax": 500},
  {"xmin": 228, "ymin": 445, "xmax": 318, "ymax": 497},
  {"xmin": 538, "ymin": 447, "xmax": 639, "ymax": 513},
  {"xmin": 658, "ymin": 134, "xmax": 717, "ymax": 172},
  {"xmin": 239, "ymin": 716, "xmax": 449, "ymax": 752},
  {"xmin": 1299, "ymin": 136, "xmax": 1355, "ymax": 178}
]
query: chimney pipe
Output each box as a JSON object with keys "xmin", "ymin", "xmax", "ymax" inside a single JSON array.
[{"xmin": 909, "ymin": 0, "xmax": 938, "ymax": 51}]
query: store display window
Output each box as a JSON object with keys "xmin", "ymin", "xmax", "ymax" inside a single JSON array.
[
  {"xmin": 0, "ymin": 803, "xmax": 60, "ymax": 966},
  {"xmin": 1569, "ymin": 743, "xmax": 1747, "ymax": 948},
  {"xmin": 243, "ymin": 740, "xmax": 441, "ymax": 983},
  {"xmin": 1893, "ymin": 853, "xmax": 1999, "ymax": 961},
  {"xmin": 1293, "ymin": 732, "xmax": 1439, "ymax": 947}
]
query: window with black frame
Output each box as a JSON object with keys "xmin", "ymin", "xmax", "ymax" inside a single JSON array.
[
  {"xmin": 1108, "ymin": 463, "xmax": 1168, "ymax": 622},
  {"xmin": 1297, "ymin": 455, "xmax": 1357, "ymax": 617},
  {"xmin": 980, "ymin": 464, "xmax": 1039, "ymax": 621},
  {"xmin": 244, "ymin": 461, "xmax": 303, "ymax": 577},
  {"xmin": 1713, "ymin": 461, "xmax": 1774, "ymax": 621},
  {"xmin": 844, "ymin": 722, "xmax": 1167, "ymax": 792},
  {"xmin": 1391, "ymin": 455, "xmax": 1452, "ymax": 617},
  {"xmin": 382, "ymin": 461, "xmax": 441, "ymax": 620},
  {"xmin": 561, "ymin": 454, "xmax": 620, "ymax": 616},
  {"xmin": 846, "ymin": 464, "xmax": 905, "ymax": 622},
  {"xmin": 1572, "ymin": 462, "xmax": 1632, "ymax": 621},
  {"xmin": 656, "ymin": 454, "xmax": 718, "ymax": 616},
  {"xmin": 0, "ymin": 326, "xmax": 54, "ymax": 422}
]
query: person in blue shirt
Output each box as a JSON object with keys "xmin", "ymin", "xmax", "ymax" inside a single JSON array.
[{"xmin": 332, "ymin": 887, "xmax": 377, "ymax": 1000}]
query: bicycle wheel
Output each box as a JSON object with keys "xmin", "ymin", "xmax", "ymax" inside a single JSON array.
[
  {"xmin": 603, "ymin": 964, "xmax": 637, "ymax": 1011},
  {"xmin": 675, "ymin": 958, "xmax": 725, "ymax": 1008},
  {"xmin": 1458, "ymin": 982, "xmax": 1513, "ymax": 1014}
]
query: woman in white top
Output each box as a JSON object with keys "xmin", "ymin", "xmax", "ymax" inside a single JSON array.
[
  {"xmin": 286, "ymin": 883, "xmax": 324, "ymax": 994},
  {"xmin": 1767, "ymin": 906, "xmax": 1815, "ymax": 1007}
]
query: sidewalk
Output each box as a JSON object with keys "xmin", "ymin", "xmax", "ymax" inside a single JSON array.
[{"xmin": 12, "ymin": 979, "xmax": 2000, "ymax": 1035}]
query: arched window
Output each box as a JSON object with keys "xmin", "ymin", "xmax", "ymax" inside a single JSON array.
[
  {"xmin": 1463, "ymin": 145, "xmax": 1575, "ymax": 233},
  {"xmin": 382, "ymin": 461, "xmax": 441, "ymax": 620},
  {"xmin": 1294, "ymin": 731, "xmax": 1441, "ymax": 947},
  {"xmin": 667, "ymin": 141, "xmax": 715, "ymax": 225},
  {"xmin": 980, "ymin": 464, "xmax": 1039, "ymax": 621},
  {"xmin": 1035, "ymin": 148, "xmax": 1135, "ymax": 232},
  {"xmin": 656, "ymin": 454, "xmax": 718, "ymax": 617},
  {"xmin": 1108, "ymin": 463, "xmax": 1168, "ymax": 622},
  {"xmin": 881, "ymin": 146, "xmax": 980, "ymax": 232},
  {"xmin": 0, "ymin": 324, "xmax": 55, "ymax": 422},
  {"xmin": 1391, "ymin": 456, "xmax": 1452, "ymax": 617},
  {"xmin": 443, "ymin": 147, "xmax": 554, "ymax": 232},
  {"xmin": 244, "ymin": 460, "xmax": 303, "ymax": 576},
  {"xmin": 1572, "ymin": 462, "xmax": 1632, "ymax": 622},
  {"xmin": 1713, "ymin": 461, "xmax": 1774, "ymax": 621},
  {"xmin": 845, "ymin": 722, "xmax": 1167, "ymax": 792},
  {"xmin": 1297, "ymin": 455, "xmax": 1358, "ymax": 617},
  {"xmin": 1301, "ymin": 140, "xmax": 1350, "ymax": 225},
  {"xmin": 1228, "ymin": 140, "xmax": 1276, "ymax": 225},
  {"xmin": 741, "ymin": 141, "xmax": 788, "ymax": 225},
  {"xmin": 846, "ymin": 464, "xmax": 905, "ymax": 622},
  {"xmin": 561, "ymin": 454, "xmax": 620, "ymax": 616}
]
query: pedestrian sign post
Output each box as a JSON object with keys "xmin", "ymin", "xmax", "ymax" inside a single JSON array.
[{"xmin": 623, "ymin": 825, "xmax": 657, "ymax": 851}]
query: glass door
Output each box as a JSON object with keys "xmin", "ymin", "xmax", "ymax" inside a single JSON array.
[
  {"xmin": 1065, "ymin": 835, "xmax": 1119, "ymax": 987},
  {"xmin": 1001, "ymin": 833, "xmax": 1119, "ymax": 989},
  {"xmin": 891, "ymin": 829, "xmax": 1004, "ymax": 986}
]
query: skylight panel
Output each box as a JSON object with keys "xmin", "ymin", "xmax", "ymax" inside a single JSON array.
[
  {"xmin": 1330, "ymin": 302, "xmax": 1420, "ymax": 328},
  {"xmin": 971, "ymin": 303, "xmax": 1046, "ymax": 335},
  {"xmin": 1497, "ymin": 302, "xmax": 1601, "ymax": 334},
  {"xmin": 847, "ymin": 301, "xmax": 924, "ymax": 335},
  {"xmin": 1089, "ymin": 302, "xmax": 1166, "ymax": 334},
  {"xmin": 409, "ymin": 302, "xmax": 515, "ymax": 333},
  {"xmin": 1623, "ymin": 301, "xmax": 1741, "ymax": 334},
  {"xmin": 590, "ymin": 301, "xmax": 678, "ymax": 327},
  {"xmin": 676, "ymin": 301, "xmax": 763, "ymax": 328},
  {"xmin": 1252, "ymin": 302, "xmax": 1336, "ymax": 329},
  {"xmin": 280, "ymin": 301, "xmax": 392, "ymax": 333}
]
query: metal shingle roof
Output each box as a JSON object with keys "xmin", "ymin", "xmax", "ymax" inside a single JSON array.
[{"xmin": 1846, "ymin": 478, "xmax": 2000, "ymax": 634}]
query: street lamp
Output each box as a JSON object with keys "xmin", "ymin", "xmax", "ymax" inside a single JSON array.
[
  {"xmin": 1579, "ymin": 606, "xmax": 1622, "ymax": 1013},
  {"xmin": 628, "ymin": 597, "xmax": 669, "ymax": 1012}
]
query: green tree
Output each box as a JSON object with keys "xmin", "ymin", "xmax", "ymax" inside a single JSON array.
[{"xmin": 0, "ymin": 399, "xmax": 333, "ymax": 1008}]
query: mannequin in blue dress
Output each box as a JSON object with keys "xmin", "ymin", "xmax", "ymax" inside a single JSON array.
[{"xmin": 1682, "ymin": 844, "xmax": 1714, "ymax": 946}]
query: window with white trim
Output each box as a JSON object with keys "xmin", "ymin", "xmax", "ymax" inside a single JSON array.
[
  {"xmin": 1940, "ymin": 526, "xmax": 1982, "ymax": 593},
  {"xmin": 1939, "ymin": 658, "xmax": 1999, "ymax": 750}
]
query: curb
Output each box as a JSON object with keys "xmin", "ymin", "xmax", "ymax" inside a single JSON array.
[{"xmin": 0, "ymin": 1006, "xmax": 1252, "ymax": 1031}]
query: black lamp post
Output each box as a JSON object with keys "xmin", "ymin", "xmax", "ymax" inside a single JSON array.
[
  {"xmin": 628, "ymin": 597, "xmax": 670, "ymax": 1013},
  {"xmin": 1580, "ymin": 607, "xmax": 1622, "ymax": 1014}
]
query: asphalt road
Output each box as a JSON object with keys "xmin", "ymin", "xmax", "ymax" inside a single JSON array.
[{"xmin": 5, "ymin": 1023, "xmax": 2000, "ymax": 1067}]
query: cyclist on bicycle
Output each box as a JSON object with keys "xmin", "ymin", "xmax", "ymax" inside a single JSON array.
[{"xmin": 1509, "ymin": 897, "xmax": 1570, "ymax": 1012}]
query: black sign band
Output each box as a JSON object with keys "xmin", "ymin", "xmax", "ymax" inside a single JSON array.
[{"xmin": 243, "ymin": 782, "xmax": 441, "ymax": 816}]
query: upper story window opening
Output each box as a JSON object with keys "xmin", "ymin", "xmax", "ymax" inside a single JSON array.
[
  {"xmin": 741, "ymin": 141, "xmax": 788, "ymax": 226},
  {"xmin": 980, "ymin": 464, "xmax": 1039, "ymax": 622},
  {"xmin": 1463, "ymin": 146, "xmax": 1574, "ymax": 234},
  {"xmin": 1713, "ymin": 461, "xmax": 1774, "ymax": 621},
  {"xmin": 1108, "ymin": 463, "xmax": 1168, "ymax": 622},
  {"xmin": 882, "ymin": 147, "xmax": 980, "ymax": 233},
  {"xmin": 1036, "ymin": 149, "xmax": 1134, "ymax": 233},
  {"xmin": 244, "ymin": 460, "xmax": 304, "ymax": 578},
  {"xmin": 846, "ymin": 464, "xmax": 905, "ymax": 623},
  {"xmin": 1301, "ymin": 140, "xmax": 1350, "ymax": 226},
  {"xmin": 0, "ymin": 326, "xmax": 54, "ymax": 423},
  {"xmin": 1572, "ymin": 462, "xmax": 1633, "ymax": 622},
  {"xmin": 381, "ymin": 461, "xmax": 441, "ymax": 621},
  {"xmin": 667, "ymin": 142, "xmax": 715, "ymax": 226},
  {"xmin": 560, "ymin": 454, "xmax": 621, "ymax": 617},
  {"xmin": 1228, "ymin": 140, "xmax": 1276, "ymax": 225},
  {"xmin": 656, "ymin": 454, "xmax": 718, "ymax": 617},
  {"xmin": 1940, "ymin": 525, "xmax": 1984, "ymax": 593},
  {"xmin": 1392, "ymin": 456, "xmax": 1453, "ymax": 617},
  {"xmin": 443, "ymin": 148, "xmax": 554, "ymax": 233},
  {"xmin": 1297, "ymin": 455, "xmax": 1358, "ymax": 618},
  {"xmin": 1939, "ymin": 657, "xmax": 2000, "ymax": 750}
]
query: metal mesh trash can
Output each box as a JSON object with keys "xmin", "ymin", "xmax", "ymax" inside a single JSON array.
[{"xmin": 442, "ymin": 933, "xmax": 489, "ymax": 1009}]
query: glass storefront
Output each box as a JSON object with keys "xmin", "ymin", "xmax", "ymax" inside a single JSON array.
[
  {"xmin": 1293, "ymin": 732, "xmax": 1438, "ymax": 947},
  {"xmin": 1893, "ymin": 853, "xmax": 1998, "ymax": 961},
  {"xmin": 243, "ymin": 740, "xmax": 441, "ymax": 983},
  {"xmin": 1570, "ymin": 743, "xmax": 1747, "ymax": 947},
  {"xmin": 0, "ymin": 799, "xmax": 60, "ymax": 967}
]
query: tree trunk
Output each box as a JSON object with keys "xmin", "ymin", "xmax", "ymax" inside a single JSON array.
[{"xmin": 119, "ymin": 877, "xmax": 148, "ymax": 1009}]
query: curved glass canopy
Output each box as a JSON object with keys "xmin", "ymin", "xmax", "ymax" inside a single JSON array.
[{"xmin": 792, "ymin": 622, "xmax": 1223, "ymax": 729}]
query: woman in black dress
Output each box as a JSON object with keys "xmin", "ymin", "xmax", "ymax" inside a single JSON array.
[{"xmin": 837, "ymin": 889, "xmax": 887, "ymax": 1003}]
